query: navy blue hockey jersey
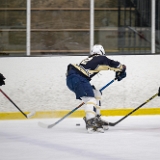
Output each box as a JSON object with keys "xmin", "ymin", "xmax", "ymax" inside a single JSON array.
[{"xmin": 67, "ymin": 55, "xmax": 123, "ymax": 80}]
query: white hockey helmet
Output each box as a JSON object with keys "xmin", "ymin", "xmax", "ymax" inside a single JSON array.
[{"xmin": 90, "ymin": 44, "xmax": 105, "ymax": 55}]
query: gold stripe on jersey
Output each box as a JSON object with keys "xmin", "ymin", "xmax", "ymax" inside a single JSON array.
[
  {"xmin": 72, "ymin": 64, "xmax": 92, "ymax": 77},
  {"xmin": 71, "ymin": 64, "xmax": 123, "ymax": 77},
  {"xmin": 93, "ymin": 65, "xmax": 123, "ymax": 72}
]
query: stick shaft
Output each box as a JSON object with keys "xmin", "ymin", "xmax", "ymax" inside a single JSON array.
[
  {"xmin": 128, "ymin": 26, "xmax": 160, "ymax": 50},
  {"xmin": 100, "ymin": 79, "xmax": 115, "ymax": 92},
  {"xmin": 0, "ymin": 89, "xmax": 28, "ymax": 118},
  {"xmin": 48, "ymin": 102, "xmax": 84, "ymax": 128},
  {"xmin": 109, "ymin": 93, "xmax": 158, "ymax": 126}
]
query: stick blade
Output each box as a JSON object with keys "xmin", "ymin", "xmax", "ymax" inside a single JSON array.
[
  {"xmin": 38, "ymin": 122, "xmax": 50, "ymax": 129},
  {"xmin": 108, "ymin": 122, "xmax": 116, "ymax": 126},
  {"xmin": 27, "ymin": 111, "xmax": 36, "ymax": 118}
]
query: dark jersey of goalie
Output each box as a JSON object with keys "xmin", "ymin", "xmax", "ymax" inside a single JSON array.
[{"xmin": 67, "ymin": 54, "xmax": 121, "ymax": 81}]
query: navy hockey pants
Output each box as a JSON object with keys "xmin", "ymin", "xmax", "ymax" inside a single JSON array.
[{"xmin": 66, "ymin": 73, "xmax": 94, "ymax": 100}]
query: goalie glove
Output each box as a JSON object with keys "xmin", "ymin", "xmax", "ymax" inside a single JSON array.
[
  {"xmin": 0, "ymin": 73, "xmax": 6, "ymax": 86},
  {"xmin": 115, "ymin": 65, "xmax": 126, "ymax": 81}
]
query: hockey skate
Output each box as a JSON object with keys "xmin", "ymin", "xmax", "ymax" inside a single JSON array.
[
  {"xmin": 83, "ymin": 115, "xmax": 109, "ymax": 131},
  {"xmin": 96, "ymin": 115, "xmax": 109, "ymax": 130},
  {"xmin": 83, "ymin": 117, "xmax": 104, "ymax": 133}
]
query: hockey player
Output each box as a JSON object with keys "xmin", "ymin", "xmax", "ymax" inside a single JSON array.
[
  {"xmin": 66, "ymin": 44, "xmax": 126, "ymax": 133},
  {"xmin": 0, "ymin": 73, "xmax": 5, "ymax": 86}
]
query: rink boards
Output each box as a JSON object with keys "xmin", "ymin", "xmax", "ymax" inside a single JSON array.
[{"xmin": 1, "ymin": 108, "xmax": 160, "ymax": 120}]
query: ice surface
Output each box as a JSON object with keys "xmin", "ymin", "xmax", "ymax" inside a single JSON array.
[{"xmin": 0, "ymin": 116, "xmax": 160, "ymax": 160}]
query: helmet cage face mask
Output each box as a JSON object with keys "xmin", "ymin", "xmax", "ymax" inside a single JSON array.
[{"xmin": 91, "ymin": 44, "xmax": 105, "ymax": 55}]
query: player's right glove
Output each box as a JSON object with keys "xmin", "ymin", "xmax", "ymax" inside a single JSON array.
[
  {"xmin": 0, "ymin": 73, "xmax": 6, "ymax": 86},
  {"xmin": 115, "ymin": 65, "xmax": 126, "ymax": 81}
]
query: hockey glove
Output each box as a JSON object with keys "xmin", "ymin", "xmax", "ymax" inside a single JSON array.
[
  {"xmin": 115, "ymin": 65, "xmax": 126, "ymax": 81},
  {"xmin": 0, "ymin": 73, "xmax": 6, "ymax": 86}
]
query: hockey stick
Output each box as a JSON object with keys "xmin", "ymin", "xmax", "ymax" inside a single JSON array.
[
  {"xmin": 127, "ymin": 26, "xmax": 160, "ymax": 50},
  {"xmin": 0, "ymin": 88, "xmax": 35, "ymax": 119},
  {"xmin": 38, "ymin": 78, "xmax": 116, "ymax": 128},
  {"xmin": 108, "ymin": 87, "xmax": 160, "ymax": 127},
  {"xmin": 128, "ymin": 26, "xmax": 150, "ymax": 43}
]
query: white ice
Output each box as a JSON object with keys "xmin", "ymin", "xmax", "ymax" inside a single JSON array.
[{"xmin": 0, "ymin": 116, "xmax": 160, "ymax": 160}]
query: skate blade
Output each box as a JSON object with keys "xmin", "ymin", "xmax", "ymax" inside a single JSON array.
[
  {"xmin": 87, "ymin": 128, "xmax": 104, "ymax": 134},
  {"xmin": 103, "ymin": 125, "xmax": 109, "ymax": 130}
]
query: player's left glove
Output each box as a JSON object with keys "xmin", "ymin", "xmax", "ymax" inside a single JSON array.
[
  {"xmin": 115, "ymin": 65, "xmax": 126, "ymax": 81},
  {"xmin": 0, "ymin": 73, "xmax": 6, "ymax": 86}
]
